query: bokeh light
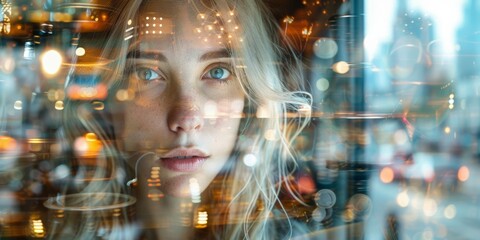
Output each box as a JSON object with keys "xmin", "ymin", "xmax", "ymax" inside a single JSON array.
[
  {"xmin": 313, "ymin": 38, "xmax": 338, "ymax": 59},
  {"xmin": 457, "ymin": 166, "xmax": 469, "ymax": 182},
  {"xmin": 14, "ymin": 100, "xmax": 22, "ymax": 110},
  {"xmin": 264, "ymin": 129, "xmax": 278, "ymax": 141},
  {"xmin": 243, "ymin": 153, "xmax": 257, "ymax": 167},
  {"xmin": 380, "ymin": 167, "xmax": 394, "ymax": 183},
  {"xmin": 40, "ymin": 49, "xmax": 62, "ymax": 75},
  {"xmin": 314, "ymin": 189, "xmax": 336, "ymax": 208},
  {"xmin": 190, "ymin": 178, "xmax": 201, "ymax": 203},
  {"xmin": 75, "ymin": 47, "xmax": 86, "ymax": 56},
  {"xmin": 116, "ymin": 89, "xmax": 134, "ymax": 101},
  {"xmin": 316, "ymin": 78, "xmax": 330, "ymax": 92},
  {"xmin": 73, "ymin": 133, "xmax": 103, "ymax": 157},
  {"xmin": 0, "ymin": 56, "xmax": 15, "ymax": 74},
  {"xmin": 444, "ymin": 204, "xmax": 456, "ymax": 219},
  {"xmin": 195, "ymin": 210, "xmax": 208, "ymax": 228},
  {"xmin": 396, "ymin": 190, "xmax": 410, "ymax": 208},
  {"xmin": 0, "ymin": 135, "xmax": 17, "ymax": 152},
  {"xmin": 312, "ymin": 207, "xmax": 327, "ymax": 222},
  {"xmin": 29, "ymin": 218, "xmax": 45, "ymax": 238},
  {"xmin": 332, "ymin": 61, "xmax": 350, "ymax": 74},
  {"xmin": 423, "ymin": 198, "xmax": 437, "ymax": 217},
  {"xmin": 393, "ymin": 130, "xmax": 408, "ymax": 145},
  {"xmin": 444, "ymin": 127, "xmax": 451, "ymax": 134},
  {"xmin": 53, "ymin": 164, "xmax": 70, "ymax": 179},
  {"xmin": 54, "ymin": 100, "xmax": 64, "ymax": 110}
]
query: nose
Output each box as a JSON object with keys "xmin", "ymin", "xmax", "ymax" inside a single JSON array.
[{"xmin": 167, "ymin": 98, "xmax": 203, "ymax": 133}]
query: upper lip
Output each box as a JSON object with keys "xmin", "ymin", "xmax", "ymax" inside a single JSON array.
[{"xmin": 159, "ymin": 148, "xmax": 209, "ymax": 159}]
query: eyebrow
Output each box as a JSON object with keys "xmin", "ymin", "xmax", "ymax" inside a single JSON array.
[
  {"xmin": 126, "ymin": 49, "xmax": 231, "ymax": 62},
  {"xmin": 126, "ymin": 50, "xmax": 167, "ymax": 62},
  {"xmin": 199, "ymin": 49, "xmax": 232, "ymax": 61}
]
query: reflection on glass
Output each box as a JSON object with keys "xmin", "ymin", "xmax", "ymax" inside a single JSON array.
[{"xmin": 0, "ymin": 0, "xmax": 480, "ymax": 239}]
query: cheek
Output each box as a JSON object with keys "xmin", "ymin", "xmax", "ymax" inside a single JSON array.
[
  {"xmin": 217, "ymin": 98, "xmax": 244, "ymax": 115},
  {"xmin": 120, "ymin": 104, "xmax": 166, "ymax": 150},
  {"xmin": 203, "ymin": 99, "xmax": 244, "ymax": 131}
]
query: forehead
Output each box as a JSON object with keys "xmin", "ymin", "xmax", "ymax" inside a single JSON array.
[
  {"xmin": 138, "ymin": 0, "xmax": 199, "ymax": 22},
  {"xmin": 137, "ymin": 0, "xmax": 217, "ymax": 31},
  {"xmin": 132, "ymin": 0, "xmax": 235, "ymax": 49}
]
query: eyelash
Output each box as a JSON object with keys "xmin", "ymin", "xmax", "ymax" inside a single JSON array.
[
  {"xmin": 125, "ymin": 65, "xmax": 164, "ymax": 85},
  {"xmin": 202, "ymin": 63, "xmax": 234, "ymax": 84},
  {"xmin": 126, "ymin": 63, "xmax": 235, "ymax": 84}
]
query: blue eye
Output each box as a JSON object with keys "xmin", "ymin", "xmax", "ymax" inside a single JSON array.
[
  {"xmin": 205, "ymin": 67, "xmax": 231, "ymax": 80},
  {"xmin": 136, "ymin": 67, "xmax": 161, "ymax": 81}
]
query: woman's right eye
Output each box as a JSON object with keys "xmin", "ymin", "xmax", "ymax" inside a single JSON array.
[{"xmin": 135, "ymin": 67, "xmax": 163, "ymax": 82}]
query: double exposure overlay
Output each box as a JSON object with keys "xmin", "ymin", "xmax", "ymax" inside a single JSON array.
[{"xmin": 1, "ymin": 0, "xmax": 479, "ymax": 239}]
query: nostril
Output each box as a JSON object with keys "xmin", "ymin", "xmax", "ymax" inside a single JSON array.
[
  {"xmin": 169, "ymin": 114, "xmax": 203, "ymax": 132},
  {"xmin": 167, "ymin": 99, "xmax": 203, "ymax": 132}
]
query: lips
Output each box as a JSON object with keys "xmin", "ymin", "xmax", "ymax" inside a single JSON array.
[{"xmin": 159, "ymin": 148, "xmax": 209, "ymax": 172}]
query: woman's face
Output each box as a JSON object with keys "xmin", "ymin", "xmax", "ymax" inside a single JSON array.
[{"xmin": 117, "ymin": 1, "xmax": 244, "ymax": 197}]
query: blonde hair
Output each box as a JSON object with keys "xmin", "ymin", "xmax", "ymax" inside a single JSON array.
[{"xmin": 60, "ymin": 0, "xmax": 312, "ymax": 239}]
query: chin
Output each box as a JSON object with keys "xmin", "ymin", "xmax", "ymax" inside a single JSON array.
[{"xmin": 160, "ymin": 174, "xmax": 207, "ymax": 199}]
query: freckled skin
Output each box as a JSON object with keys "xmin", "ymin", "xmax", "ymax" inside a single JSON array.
[{"xmin": 115, "ymin": 2, "xmax": 244, "ymax": 198}]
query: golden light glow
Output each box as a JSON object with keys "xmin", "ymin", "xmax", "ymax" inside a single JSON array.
[
  {"xmin": 0, "ymin": 135, "xmax": 17, "ymax": 152},
  {"xmin": 67, "ymin": 84, "xmax": 108, "ymax": 100},
  {"xmin": 55, "ymin": 100, "xmax": 64, "ymax": 110},
  {"xmin": 29, "ymin": 140, "xmax": 43, "ymax": 152},
  {"xmin": 380, "ymin": 167, "xmax": 394, "ymax": 183},
  {"xmin": 92, "ymin": 101, "xmax": 105, "ymax": 111},
  {"xmin": 74, "ymin": 133, "xmax": 103, "ymax": 157},
  {"xmin": 342, "ymin": 208, "xmax": 354, "ymax": 222},
  {"xmin": 332, "ymin": 61, "xmax": 350, "ymax": 74},
  {"xmin": 444, "ymin": 127, "xmax": 451, "ymax": 134},
  {"xmin": 116, "ymin": 89, "xmax": 134, "ymax": 101},
  {"xmin": 30, "ymin": 218, "xmax": 45, "ymax": 238},
  {"xmin": 147, "ymin": 189, "xmax": 164, "ymax": 201},
  {"xmin": 85, "ymin": 133, "xmax": 97, "ymax": 141},
  {"xmin": 0, "ymin": 1, "xmax": 11, "ymax": 34},
  {"xmin": 41, "ymin": 49, "xmax": 62, "ymax": 75},
  {"xmin": 195, "ymin": 210, "xmax": 208, "ymax": 228},
  {"xmin": 75, "ymin": 47, "xmax": 86, "ymax": 56},
  {"xmin": 47, "ymin": 89, "xmax": 65, "ymax": 101}
]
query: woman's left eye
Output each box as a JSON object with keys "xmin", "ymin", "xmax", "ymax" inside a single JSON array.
[{"xmin": 203, "ymin": 67, "xmax": 231, "ymax": 81}]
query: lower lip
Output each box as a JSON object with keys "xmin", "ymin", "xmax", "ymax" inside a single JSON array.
[{"xmin": 160, "ymin": 157, "xmax": 207, "ymax": 172}]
